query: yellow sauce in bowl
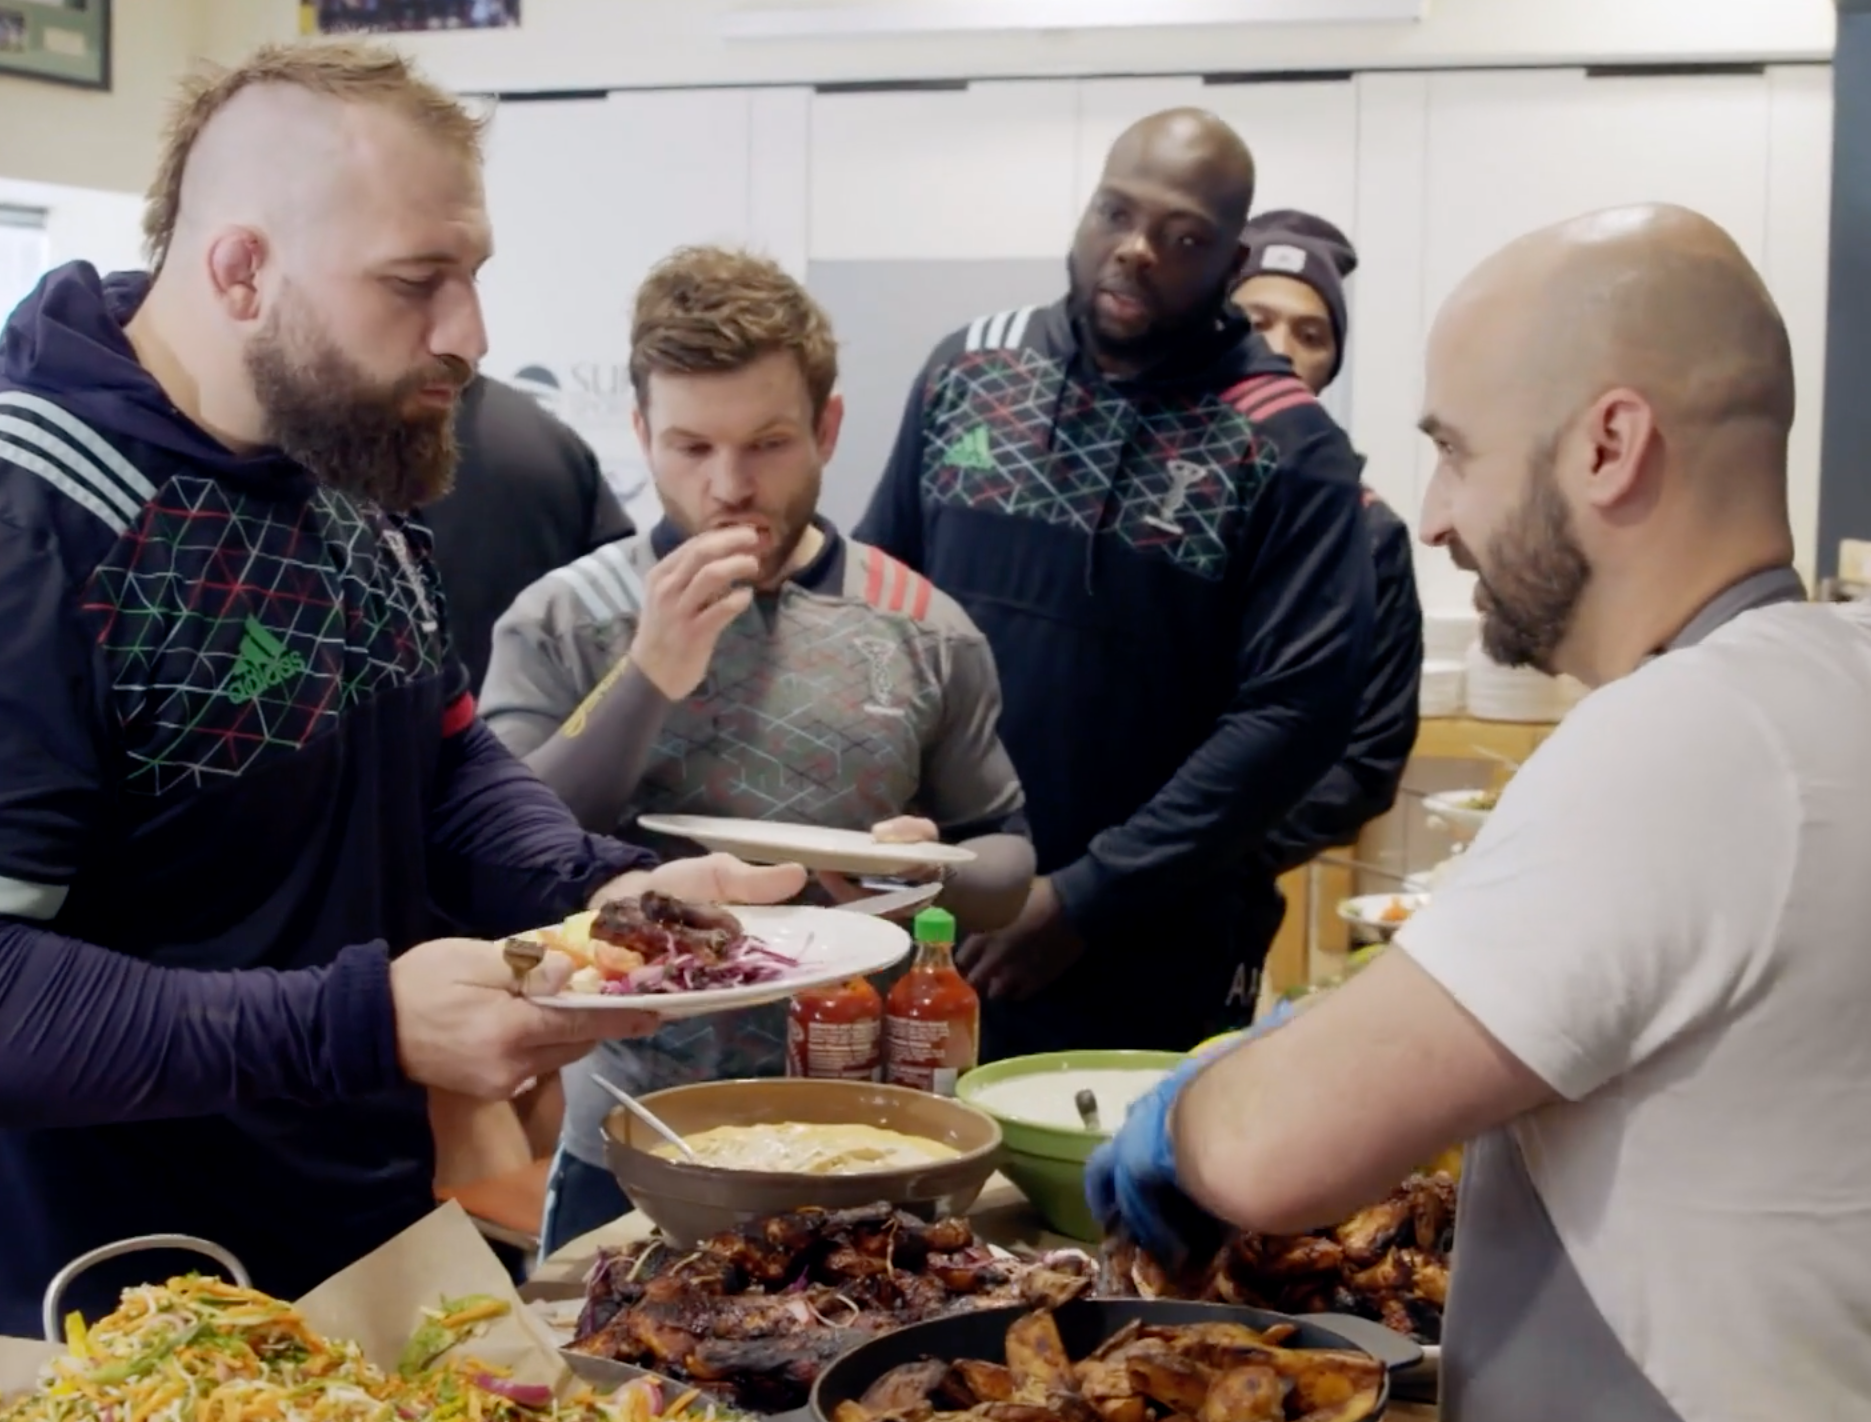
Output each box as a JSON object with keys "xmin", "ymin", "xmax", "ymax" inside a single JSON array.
[{"xmin": 650, "ymin": 1121, "xmax": 959, "ymax": 1174}]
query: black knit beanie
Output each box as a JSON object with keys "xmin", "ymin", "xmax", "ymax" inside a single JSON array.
[{"xmin": 1239, "ymin": 209, "xmax": 1359, "ymax": 383}]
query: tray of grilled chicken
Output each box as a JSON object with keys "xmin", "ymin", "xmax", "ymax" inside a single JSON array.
[{"xmin": 546, "ymin": 1189, "xmax": 1447, "ymax": 1417}]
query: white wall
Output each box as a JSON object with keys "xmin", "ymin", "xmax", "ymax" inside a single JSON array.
[
  {"xmin": 1347, "ymin": 65, "xmax": 1833, "ymax": 608},
  {"xmin": 0, "ymin": 178, "xmax": 145, "ymax": 279},
  {"xmin": 202, "ymin": 0, "xmax": 1833, "ymax": 92},
  {"xmin": 475, "ymin": 86, "xmax": 810, "ymax": 529}
]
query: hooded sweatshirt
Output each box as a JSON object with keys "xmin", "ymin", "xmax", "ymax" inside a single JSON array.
[
  {"xmin": 0, "ymin": 264, "xmax": 649, "ymax": 1332},
  {"xmin": 856, "ymin": 298, "xmax": 1374, "ymax": 1052}
]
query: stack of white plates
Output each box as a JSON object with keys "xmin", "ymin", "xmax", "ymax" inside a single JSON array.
[
  {"xmin": 1419, "ymin": 660, "xmax": 1465, "ymax": 717},
  {"xmin": 1423, "ymin": 608, "xmax": 1480, "ymax": 662},
  {"xmin": 1417, "ymin": 607, "xmax": 1478, "ymax": 720},
  {"xmin": 1463, "ymin": 642, "xmax": 1574, "ymax": 722}
]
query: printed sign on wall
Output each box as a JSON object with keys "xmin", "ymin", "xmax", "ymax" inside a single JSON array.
[{"xmin": 500, "ymin": 357, "xmax": 658, "ymax": 531}]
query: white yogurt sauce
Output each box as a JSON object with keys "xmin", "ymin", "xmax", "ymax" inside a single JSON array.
[{"xmin": 970, "ymin": 1068, "xmax": 1170, "ymax": 1132}]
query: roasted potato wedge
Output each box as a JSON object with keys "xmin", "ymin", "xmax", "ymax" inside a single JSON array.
[
  {"xmin": 953, "ymin": 1361, "xmax": 1019, "ymax": 1406},
  {"xmin": 1006, "ymin": 1311, "xmax": 1077, "ymax": 1394},
  {"xmin": 1198, "ymin": 1366, "xmax": 1285, "ymax": 1422},
  {"xmin": 1125, "ymin": 1353, "xmax": 1212, "ymax": 1416}
]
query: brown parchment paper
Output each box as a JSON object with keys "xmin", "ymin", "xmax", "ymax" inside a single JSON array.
[{"xmin": 0, "ymin": 1203, "xmax": 573, "ymax": 1403}]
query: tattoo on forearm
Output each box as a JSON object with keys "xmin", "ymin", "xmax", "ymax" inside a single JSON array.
[{"xmin": 561, "ymin": 657, "xmax": 631, "ymax": 739}]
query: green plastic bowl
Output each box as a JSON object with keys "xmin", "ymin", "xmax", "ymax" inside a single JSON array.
[{"xmin": 957, "ymin": 1050, "xmax": 1188, "ymax": 1242}]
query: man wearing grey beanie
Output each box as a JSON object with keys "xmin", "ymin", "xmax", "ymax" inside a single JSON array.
[{"xmin": 1236, "ymin": 211, "xmax": 1424, "ymax": 882}]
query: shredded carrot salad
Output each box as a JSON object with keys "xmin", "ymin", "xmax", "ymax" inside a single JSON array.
[{"xmin": 0, "ymin": 1277, "xmax": 726, "ymax": 1422}]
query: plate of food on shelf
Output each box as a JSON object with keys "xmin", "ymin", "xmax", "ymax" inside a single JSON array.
[
  {"xmin": 520, "ymin": 892, "xmax": 911, "ymax": 1018},
  {"xmin": 1335, "ymin": 893, "xmax": 1429, "ymax": 942},
  {"xmin": 1422, "ymin": 787, "xmax": 1499, "ymax": 837}
]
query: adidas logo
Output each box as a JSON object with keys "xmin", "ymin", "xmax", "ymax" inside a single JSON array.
[
  {"xmin": 226, "ymin": 617, "xmax": 308, "ymax": 706},
  {"xmin": 942, "ymin": 424, "xmax": 995, "ymax": 472}
]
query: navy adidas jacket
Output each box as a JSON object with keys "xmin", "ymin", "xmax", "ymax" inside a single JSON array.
[
  {"xmin": 1261, "ymin": 482, "xmax": 1422, "ymax": 875},
  {"xmin": 0, "ymin": 264, "xmax": 651, "ymax": 1332},
  {"xmin": 856, "ymin": 299, "xmax": 1374, "ymax": 1051}
]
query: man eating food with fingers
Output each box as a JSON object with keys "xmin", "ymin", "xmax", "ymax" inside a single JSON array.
[{"xmin": 480, "ymin": 246, "xmax": 1035, "ymax": 1252}]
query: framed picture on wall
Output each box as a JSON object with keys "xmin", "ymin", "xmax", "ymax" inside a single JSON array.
[
  {"xmin": 300, "ymin": 0, "xmax": 520, "ymax": 34},
  {"xmin": 0, "ymin": 0, "xmax": 109, "ymax": 91}
]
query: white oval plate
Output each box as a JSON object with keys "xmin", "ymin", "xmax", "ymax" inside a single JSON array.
[
  {"xmin": 528, "ymin": 904, "xmax": 912, "ymax": 1020},
  {"xmin": 1422, "ymin": 789, "xmax": 1495, "ymax": 836},
  {"xmin": 636, "ymin": 814, "xmax": 979, "ymax": 877}
]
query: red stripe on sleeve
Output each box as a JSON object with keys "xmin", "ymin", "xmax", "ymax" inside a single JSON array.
[
  {"xmin": 1245, "ymin": 389, "xmax": 1317, "ymax": 424},
  {"xmin": 1235, "ymin": 376, "xmax": 1315, "ymax": 421},
  {"xmin": 442, "ymin": 692, "xmax": 477, "ymax": 738},
  {"xmin": 909, "ymin": 574, "xmax": 933, "ymax": 621},
  {"xmin": 864, "ymin": 547, "xmax": 885, "ymax": 607},
  {"xmin": 888, "ymin": 557, "xmax": 909, "ymax": 613},
  {"xmin": 1222, "ymin": 374, "xmax": 1282, "ymax": 408}
]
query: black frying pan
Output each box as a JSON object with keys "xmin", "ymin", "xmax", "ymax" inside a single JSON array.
[{"xmin": 809, "ymin": 1298, "xmax": 1423, "ymax": 1422}]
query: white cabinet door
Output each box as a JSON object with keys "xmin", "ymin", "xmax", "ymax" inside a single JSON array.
[
  {"xmin": 1406, "ymin": 67, "xmax": 1778, "ymax": 608},
  {"xmin": 478, "ymin": 88, "xmax": 805, "ymax": 525},
  {"xmin": 1764, "ymin": 64, "xmax": 1833, "ymax": 580},
  {"xmin": 809, "ymin": 81, "xmax": 1081, "ymax": 260},
  {"xmin": 1420, "ymin": 68, "xmax": 1773, "ymax": 313}
]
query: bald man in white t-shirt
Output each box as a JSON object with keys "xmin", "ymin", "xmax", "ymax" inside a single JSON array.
[{"xmin": 1089, "ymin": 204, "xmax": 1871, "ymax": 1421}]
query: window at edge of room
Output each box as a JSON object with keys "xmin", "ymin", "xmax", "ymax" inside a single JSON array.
[{"xmin": 0, "ymin": 205, "xmax": 50, "ymax": 326}]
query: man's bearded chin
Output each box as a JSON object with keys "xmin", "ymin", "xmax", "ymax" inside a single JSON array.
[
  {"xmin": 1453, "ymin": 443, "xmax": 1591, "ymax": 675},
  {"xmin": 247, "ymin": 308, "xmax": 468, "ymax": 513},
  {"xmin": 1064, "ymin": 260, "xmax": 1226, "ymax": 371}
]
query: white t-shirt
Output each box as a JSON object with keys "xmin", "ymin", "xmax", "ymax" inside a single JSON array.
[{"xmin": 1400, "ymin": 598, "xmax": 1871, "ymax": 1422}]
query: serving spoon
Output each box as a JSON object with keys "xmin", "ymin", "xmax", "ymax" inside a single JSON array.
[{"xmin": 593, "ymin": 1074, "xmax": 699, "ymax": 1162}]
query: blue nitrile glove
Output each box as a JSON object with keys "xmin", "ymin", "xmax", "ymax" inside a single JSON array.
[
  {"xmin": 1084, "ymin": 1053, "xmax": 1217, "ymax": 1270},
  {"xmin": 1084, "ymin": 1000, "xmax": 1300, "ymax": 1267}
]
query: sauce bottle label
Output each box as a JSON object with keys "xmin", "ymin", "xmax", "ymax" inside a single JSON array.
[{"xmin": 789, "ymin": 1015, "xmax": 881, "ymax": 1081}]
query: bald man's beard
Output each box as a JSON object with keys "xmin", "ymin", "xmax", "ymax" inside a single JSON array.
[
  {"xmin": 246, "ymin": 300, "xmax": 469, "ymax": 513},
  {"xmin": 1453, "ymin": 438, "xmax": 1592, "ymax": 674}
]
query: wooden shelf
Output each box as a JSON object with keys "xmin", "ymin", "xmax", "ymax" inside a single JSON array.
[
  {"xmin": 1411, "ymin": 715, "xmax": 1560, "ymax": 763},
  {"xmin": 1260, "ymin": 715, "xmax": 1564, "ymax": 1001}
]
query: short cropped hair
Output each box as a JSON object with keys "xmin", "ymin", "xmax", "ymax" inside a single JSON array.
[
  {"xmin": 143, "ymin": 40, "xmax": 485, "ymax": 269},
  {"xmin": 629, "ymin": 247, "xmax": 839, "ymax": 421}
]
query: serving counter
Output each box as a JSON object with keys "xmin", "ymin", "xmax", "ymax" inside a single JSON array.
[{"xmin": 532, "ymin": 1176, "xmax": 1444, "ymax": 1422}]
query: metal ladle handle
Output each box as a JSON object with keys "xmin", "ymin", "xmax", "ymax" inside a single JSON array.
[{"xmin": 42, "ymin": 1235, "xmax": 251, "ymax": 1343}]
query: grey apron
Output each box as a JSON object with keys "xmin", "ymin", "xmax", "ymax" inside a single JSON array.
[{"xmin": 1441, "ymin": 566, "xmax": 1806, "ymax": 1422}]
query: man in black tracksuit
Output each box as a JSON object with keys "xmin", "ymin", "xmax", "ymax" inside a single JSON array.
[
  {"xmin": 425, "ymin": 374, "xmax": 634, "ymax": 693},
  {"xmin": 1235, "ymin": 211, "xmax": 1424, "ymax": 876},
  {"xmin": 856, "ymin": 110, "xmax": 1375, "ymax": 1055}
]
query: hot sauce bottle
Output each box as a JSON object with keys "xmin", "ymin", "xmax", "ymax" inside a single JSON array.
[
  {"xmin": 787, "ymin": 977, "xmax": 883, "ymax": 1081},
  {"xmin": 884, "ymin": 908, "xmax": 980, "ymax": 1096}
]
